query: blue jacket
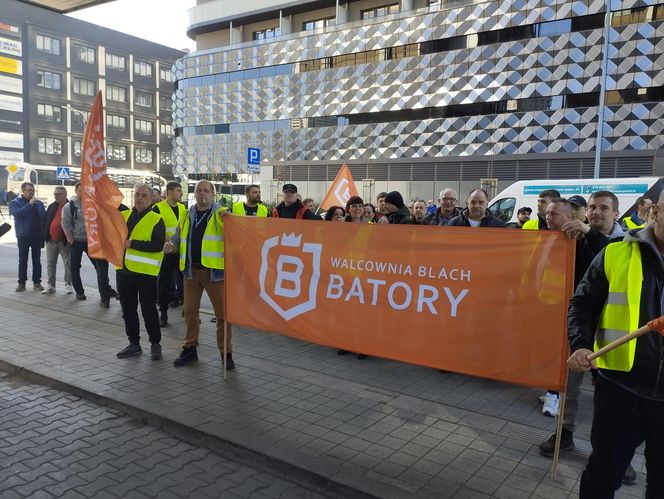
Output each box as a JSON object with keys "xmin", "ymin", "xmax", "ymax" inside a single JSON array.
[{"xmin": 9, "ymin": 195, "xmax": 46, "ymax": 238}]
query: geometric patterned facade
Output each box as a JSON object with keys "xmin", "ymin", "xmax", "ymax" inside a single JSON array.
[{"xmin": 172, "ymin": 0, "xmax": 664, "ymax": 182}]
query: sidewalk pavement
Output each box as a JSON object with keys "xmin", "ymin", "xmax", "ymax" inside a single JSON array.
[{"xmin": 0, "ymin": 276, "xmax": 646, "ymax": 498}]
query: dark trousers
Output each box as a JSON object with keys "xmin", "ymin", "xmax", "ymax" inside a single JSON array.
[
  {"xmin": 17, "ymin": 235, "xmax": 42, "ymax": 284},
  {"xmin": 580, "ymin": 378, "xmax": 664, "ymax": 499},
  {"xmin": 157, "ymin": 254, "xmax": 180, "ymax": 314},
  {"xmin": 69, "ymin": 240, "xmax": 111, "ymax": 299},
  {"xmin": 116, "ymin": 271, "xmax": 160, "ymax": 345}
]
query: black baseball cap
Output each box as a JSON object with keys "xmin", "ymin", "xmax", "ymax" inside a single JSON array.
[
  {"xmin": 517, "ymin": 206, "xmax": 532, "ymax": 215},
  {"xmin": 567, "ymin": 195, "xmax": 587, "ymax": 208},
  {"xmin": 282, "ymin": 184, "xmax": 298, "ymax": 193}
]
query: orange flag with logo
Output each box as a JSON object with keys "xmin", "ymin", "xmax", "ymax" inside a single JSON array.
[
  {"xmin": 319, "ymin": 163, "xmax": 360, "ymax": 211},
  {"xmin": 80, "ymin": 91, "xmax": 127, "ymax": 266}
]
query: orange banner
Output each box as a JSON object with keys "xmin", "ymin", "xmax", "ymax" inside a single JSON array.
[
  {"xmin": 319, "ymin": 163, "xmax": 359, "ymax": 211},
  {"xmin": 80, "ymin": 91, "xmax": 127, "ymax": 266},
  {"xmin": 225, "ymin": 218, "xmax": 575, "ymax": 391}
]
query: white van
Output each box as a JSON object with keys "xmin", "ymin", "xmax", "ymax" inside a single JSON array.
[{"xmin": 488, "ymin": 177, "xmax": 664, "ymax": 225}]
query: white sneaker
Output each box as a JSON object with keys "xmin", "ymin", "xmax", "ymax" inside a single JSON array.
[
  {"xmin": 64, "ymin": 284, "xmax": 74, "ymax": 294},
  {"xmin": 541, "ymin": 392, "xmax": 559, "ymax": 417},
  {"xmin": 41, "ymin": 286, "xmax": 56, "ymax": 295}
]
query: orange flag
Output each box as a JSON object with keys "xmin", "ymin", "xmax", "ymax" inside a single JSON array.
[
  {"xmin": 80, "ymin": 91, "xmax": 127, "ymax": 267},
  {"xmin": 319, "ymin": 163, "xmax": 359, "ymax": 211}
]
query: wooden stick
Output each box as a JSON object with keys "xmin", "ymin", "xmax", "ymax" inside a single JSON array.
[
  {"xmin": 551, "ymin": 391, "xmax": 567, "ymax": 481},
  {"xmin": 588, "ymin": 316, "xmax": 664, "ymax": 361}
]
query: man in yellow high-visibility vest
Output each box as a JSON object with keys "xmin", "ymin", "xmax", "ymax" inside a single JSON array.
[
  {"xmin": 116, "ymin": 184, "xmax": 166, "ymax": 361},
  {"xmin": 166, "ymin": 180, "xmax": 234, "ymax": 370},
  {"xmin": 522, "ymin": 188, "xmax": 560, "ymax": 230},
  {"xmin": 230, "ymin": 184, "xmax": 268, "ymax": 217},
  {"xmin": 622, "ymin": 196, "xmax": 653, "ymax": 230},
  {"xmin": 567, "ymin": 190, "xmax": 664, "ymax": 498},
  {"xmin": 153, "ymin": 181, "xmax": 187, "ymax": 327}
]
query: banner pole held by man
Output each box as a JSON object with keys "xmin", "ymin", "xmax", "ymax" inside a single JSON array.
[{"xmin": 80, "ymin": 91, "xmax": 127, "ymax": 267}]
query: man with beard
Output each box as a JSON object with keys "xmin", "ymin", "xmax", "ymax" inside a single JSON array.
[{"xmin": 231, "ymin": 185, "xmax": 268, "ymax": 217}]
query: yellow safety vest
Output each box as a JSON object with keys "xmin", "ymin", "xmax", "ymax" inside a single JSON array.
[
  {"xmin": 179, "ymin": 207, "xmax": 225, "ymax": 271},
  {"xmin": 119, "ymin": 210, "xmax": 164, "ymax": 276},
  {"xmin": 155, "ymin": 200, "xmax": 187, "ymax": 238},
  {"xmin": 595, "ymin": 241, "xmax": 642, "ymax": 371},
  {"xmin": 624, "ymin": 216, "xmax": 645, "ymax": 230},
  {"xmin": 231, "ymin": 202, "xmax": 268, "ymax": 217},
  {"xmin": 522, "ymin": 218, "xmax": 539, "ymax": 230}
]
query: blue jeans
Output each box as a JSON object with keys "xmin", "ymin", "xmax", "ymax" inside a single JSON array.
[{"xmin": 17, "ymin": 235, "xmax": 42, "ymax": 284}]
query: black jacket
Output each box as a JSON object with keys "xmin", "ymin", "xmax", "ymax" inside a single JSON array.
[
  {"xmin": 387, "ymin": 205, "xmax": 413, "ymax": 224},
  {"xmin": 568, "ymin": 227, "xmax": 664, "ymax": 401},
  {"xmin": 447, "ymin": 209, "xmax": 507, "ymax": 228},
  {"xmin": 42, "ymin": 201, "xmax": 68, "ymax": 244},
  {"xmin": 422, "ymin": 207, "xmax": 461, "ymax": 226},
  {"xmin": 273, "ymin": 200, "xmax": 319, "ymax": 220}
]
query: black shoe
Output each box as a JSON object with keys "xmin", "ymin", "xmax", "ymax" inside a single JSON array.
[
  {"xmin": 169, "ymin": 299, "xmax": 183, "ymax": 308},
  {"xmin": 117, "ymin": 344, "xmax": 142, "ymax": 359},
  {"xmin": 109, "ymin": 288, "xmax": 119, "ymax": 299},
  {"xmin": 337, "ymin": 349, "xmax": 349, "ymax": 355},
  {"xmin": 356, "ymin": 354, "xmax": 368, "ymax": 360},
  {"xmin": 539, "ymin": 428, "xmax": 575, "ymax": 457},
  {"xmin": 76, "ymin": 294, "xmax": 87, "ymax": 300},
  {"xmin": 150, "ymin": 344, "xmax": 162, "ymax": 361},
  {"xmin": 159, "ymin": 315, "xmax": 168, "ymax": 327},
  {"xmin": 223, "ymin": 353, "xmax": 235, "ymax": 370},
  {"xmin": 15, "ymin": 283, "xmax": 26, "ymax": 292},
  {"xmin": 173, "ymin": 346, "xmax": 198, "ymax": 367},
  {"xmin": 622, "ymin": 464, "xmax": 636, "ymax": 485},
  {"xmin": 99, "ymin": 299, "xmax": 110, "ymax": 308}
]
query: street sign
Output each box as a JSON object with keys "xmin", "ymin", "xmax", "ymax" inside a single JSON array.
[
  {"xmin": 4, "ymin": 163, "xmax": 18, "ymax": 175},
  {"xmin": 56, "ymin": 167, "xmax": 71, "ymax": 180},
  {"xmin": 247, "ymin": 147, "xmax": 260, "ymax": 174}
]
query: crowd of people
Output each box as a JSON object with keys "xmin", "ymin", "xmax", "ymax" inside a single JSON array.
[{"xmin": 7, "ymin": 177, "xmax": 664, "ymax": 498}]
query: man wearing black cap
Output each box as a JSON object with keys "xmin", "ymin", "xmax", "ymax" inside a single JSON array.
[
  {"xmin": 272, "ymin": 184, "xmax": 319, "ymax": 220},
  {"xmin": 516, "ymin": 207, "xmax": 532, "ymax": 228},
  {"xmin": 568, "ymin": 195, "xmax": 588, "ymax": 222},
  {"xmin": 383, "ymin": 191, "xmax": 412, "ymax": 224}
]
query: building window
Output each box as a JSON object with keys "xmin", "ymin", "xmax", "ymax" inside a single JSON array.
[
  {"xmin": 71, "ymin": 110, "xmax": 89, "ymax": 128},
  {"xmin": 107, "ymin": 114, "xmax": 126, "ymax": 131},
  {"xmin": 73, "ymin": 77, "xmax": 96, "ymax": 96},
  {"xmin": 135, "ymin": 90, "xmax": 153, "ymax": 108},
  {"xmin": 107, "ymin": 144, "xmax": 127, "ymax": 161},
  {"xmin": 134, "ymin": 60, "xmax": 153, "ymax": 77},
  {"xmin": 253, "ymin": 27, "xmax": 280, "ymax": 40},
  {"xmin": 160, "ymin": 123, "xmax": 173, "ymax": 137},
  {"xmin": 37, "ymin": 104, "xmax": 62, "ymax": 122},
  {"xmin": 107, "ymin": 84, "xmax": 127, "ymax": 103},
  {"xmin": 160, "ymin": 151, "xmax": 173, "ymax": 166},
  {"xmin": 612, "ymin": 5, "xmax": 664, "ymax": 27},
  {"xmin": 135, "ymin": 119, "xmax": 153, "ymax": 135},
  {"xmin": 303, "ymin": 17, "xmax": 334, "ymax": 31},
  {"xmin": 38, "ymin": 137, "xmax": 62, "ymax": 155},
  {"xmin": 159, "ymin": 67, "xmax": 173, "ymax": 82},
  {"xmin": 37, "ymin": 70, "xmax": 62, "ymax": 89},
  {"xmin": 73, "ymin": 141, "xmax": 82, "ymax": 157},
  {"xmin": 35, "ymin": 34, "xmax": 60, "ymax": 55},
  {"xmin": 74, "ymin": 44, "xmax": 95, "ymax": 64},
  {"xmin": 361, "ymin": 3, "xmax": 399, "ymax": 20},
  {"xmin": 135, "ymin": 147, "xmax": 153, "ymax": 164},
  {"xmin": 105, "ymin": 52, "xmax": 126, "ymax": 71}
]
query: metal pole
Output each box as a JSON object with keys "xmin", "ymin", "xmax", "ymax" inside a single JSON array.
[{"xmin": 593, "ymin": 0, "xmax": 612, "ymax": 179}]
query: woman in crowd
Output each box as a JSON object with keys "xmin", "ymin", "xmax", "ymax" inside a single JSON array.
[
  {"xmin": 345, "ymin": 196, "xmax": 370, "ymax": 223},
  {"xmin": 363, "ymin": 203, "xmax": 377, "ymax": 223},
  {"xmin": 324, "ymin": 206, "xmax": 345, "ymax": 221}
]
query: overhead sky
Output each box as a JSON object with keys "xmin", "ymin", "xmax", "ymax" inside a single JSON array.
[{"xmin": 68, "ymin": 0, "xmax": 197, "ymax": 52}]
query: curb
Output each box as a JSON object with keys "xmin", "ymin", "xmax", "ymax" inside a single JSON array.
[{"xmin": 0, "ymin": 355, "xmax": 378, "ymax": 499}]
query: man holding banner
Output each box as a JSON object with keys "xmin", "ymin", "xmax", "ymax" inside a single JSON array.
[
  {"xmin": 567, "ymin": 190, "xmax": 664, "ymax": 498},
  {"xmin": 272, "ymin": 184, "xmax": 318, "ymax": 220},
  {"xmin": 167, "ymin": 180, "xmax": 235, "ymax": 370}
]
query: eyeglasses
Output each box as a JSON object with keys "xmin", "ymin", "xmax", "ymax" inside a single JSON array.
[
  {"xmin": 440, "ymin": 197, "xmax": 457, "ymax": 202},
  {"xmin": 349, "ymin": 204, "xmax": 363, "ymax": 209}
]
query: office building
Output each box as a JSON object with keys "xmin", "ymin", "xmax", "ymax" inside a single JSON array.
[
  {"xmin": 0, "ymin": 0, "xmax": 185, "ymax": 189},
  {"xmin": 175, "ymin": 0, "xmax": 664, "ymax": 202}
]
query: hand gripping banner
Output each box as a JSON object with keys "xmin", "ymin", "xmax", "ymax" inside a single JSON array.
[{"xmin": 225, "ymin": 217, "xmax": 575, "ymax": 391}]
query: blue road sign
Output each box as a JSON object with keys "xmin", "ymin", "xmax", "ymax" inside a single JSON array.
[
  {"xmin": 248, "ymin": 147, "xmax": 260, "ymax": 173},
  {"xmin": 56, "ymin": 167, "xmax": 71, "ymax": 180}
]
